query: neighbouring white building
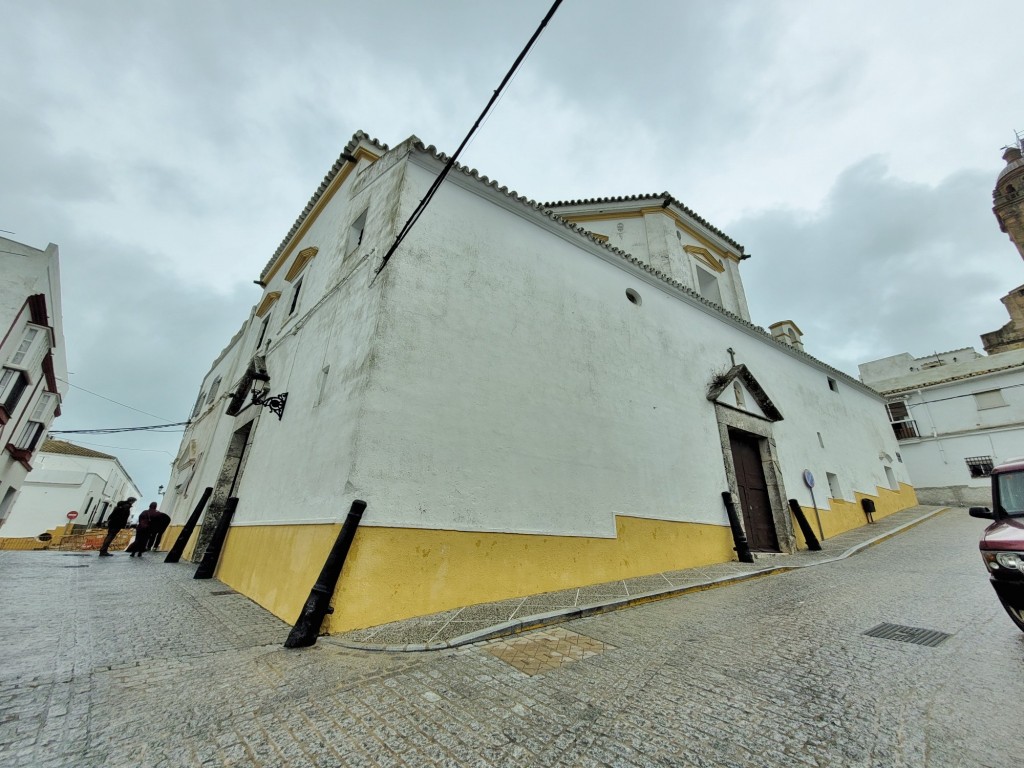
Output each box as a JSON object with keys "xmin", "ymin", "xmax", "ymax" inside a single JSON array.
[
  {"xmin": 0, "ymin": 439, "xmax": 141, "ymax": 539},
  {"xmin": 0, "ymin": 237, "xmax": 68, "ymax": 531},
  {"xmin": 860, "ymin": 348, "xmax": 1024, "ymax": 506},
  {"xmin": 858, "ymin": 140, "xmax": 1024, "ymax": 506},
  {"xmin": 162, "ymin": 131, "xmax": 916, "ymax": 633}
]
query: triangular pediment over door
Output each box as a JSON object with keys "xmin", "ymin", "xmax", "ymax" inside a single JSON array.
[{"xmin": 706, "ymin": 364, "xmax": 783, "ymax": 422}]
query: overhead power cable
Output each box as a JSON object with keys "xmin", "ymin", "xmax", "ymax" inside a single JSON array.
[
  {"xmin": 66, "ymin": 439, "xmax": 175, "ymax": 456},
  {"xmin": 374, "ymin": 0, "xmax": 564, "ymax": 278},
  {"xmin": 49, "ymin": 422, "xmax": 189, "ymax": 435},
  {"xmin": 57, "ymin": 377, "xmax": 175, "ymax": 422}
]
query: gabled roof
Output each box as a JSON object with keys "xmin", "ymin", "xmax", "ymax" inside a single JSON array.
[
  {"xmin": 544, "ymin": 192, "xmax": 745, "ymax": 254},
  {"xmin": 706, "ymin": 364, "xmax": 784, "ymax": 422},
  {"xmin": 40, "ymin": 439, "xmax": 116, "ymax": 460}
]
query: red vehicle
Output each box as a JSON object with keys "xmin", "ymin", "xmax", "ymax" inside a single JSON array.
[{"xmin": 970, "ymin": 458, "xmax": 1024, "ymax": 632}]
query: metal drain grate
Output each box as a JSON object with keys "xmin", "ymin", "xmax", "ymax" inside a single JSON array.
[
  {"xmin": 864, "ymin": 622, "xmax": 950, "ymax": 647},
  {"xmin": 210, "ymin": 590, "xmax": 236, "ymax": 596}
]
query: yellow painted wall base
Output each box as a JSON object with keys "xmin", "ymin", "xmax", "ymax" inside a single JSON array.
[
  {"xmin": 791, "ymin": 483, "xmax": 918, "ymax": 549},
  {"xmin": 158, "ymin": 525, "xmax": 199, "ymax": 559},
  {"xmin": 0, "ymin": 536, "xmax": 47, "ymax": 551},
  {"xmin": 214, "ymin": 516, "xmax": 737, "ymax": 633}
]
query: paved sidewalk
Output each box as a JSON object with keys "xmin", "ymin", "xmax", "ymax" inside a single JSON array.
[{"xmin": 331, "ymin": 504, "xmax": 949, "ymax": 651}]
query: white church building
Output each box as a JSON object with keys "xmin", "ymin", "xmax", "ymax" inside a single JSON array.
[{"xmin": 162, "ymin": 131, "xmax": 916, "ymax": 633}]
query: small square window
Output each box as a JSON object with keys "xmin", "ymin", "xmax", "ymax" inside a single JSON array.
[
  {"xmin": 965, "ymin": 456, "xmax": 994, "ymax": 478},
  {"xmin": 348, "ymin": 209, "xmax": 368, "ymax": 255},
  {"xmin": 255, "ymin": 315, "xmax": 271, "ymax": 350},
  {"xmin": 826, "ymin": 471, "xmax": 843, "ymax": 499},
  {"xmin": 289, "ymin": 278, "xmax": 303, "ymax": 316},
  {"xmin": 827, "ymin": 377, "xmax": 838, "ymax": 393},
  {"xmin": 696, "ymin": 268, "xmax": 723, "ymax": 306},
  {"xmin": 974, "ymin": 389, "xmax": 1006, "ymax": 410},
  {"xmin": 205, "ymin": 377, "xmax": 222, "ymax": 405}
]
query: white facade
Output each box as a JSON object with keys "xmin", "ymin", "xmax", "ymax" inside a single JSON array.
[
  {"xmin": 859, "ymin": 347, "xmax": 1024, "ymax": 505},
  {"xmin": 162, "ymin": 132, "xmax": 915, "ymax": 631},
  {"xmin": 0, "ymin": 237, "xmax": 68, "ymax": 531},
  {"xmin": 0, "ymin": 440, "xmax": 141, "ymax": 538}
]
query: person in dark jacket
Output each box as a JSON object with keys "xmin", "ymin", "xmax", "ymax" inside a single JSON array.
[
  {"xmin": 144, "ymin": 506, "xmax": 172, "ymax": 551},
  {"xmin": 98, "ymin": 497, "xmax": 136, "ymax": 556},
  {"xmin": 128, "ymin": 502, "xmax": 170, "ymax": 556}
]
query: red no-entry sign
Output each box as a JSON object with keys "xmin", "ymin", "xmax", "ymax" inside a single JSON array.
[{"xmin": 66, "ymin": 511, "xmax": 79, "ymax": 520}]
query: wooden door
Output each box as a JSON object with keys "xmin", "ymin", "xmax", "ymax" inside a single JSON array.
[{"xmin": 729, "ymin": 430, "xmax": 780, "ymax": 552}]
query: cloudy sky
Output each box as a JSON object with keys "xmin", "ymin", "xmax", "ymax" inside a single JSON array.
[{"xmin": 2, "ymin": 0, "xmax": 1022, "ymax": 498}]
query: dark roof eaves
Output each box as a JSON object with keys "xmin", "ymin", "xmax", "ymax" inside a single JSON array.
[
  {"xmin": 543, "ymin": 192, "xmax": 745, "ymax": 253},
  {"xmin": 874, "ymin": 360, "xmax": 1024, "ymax": 395}
]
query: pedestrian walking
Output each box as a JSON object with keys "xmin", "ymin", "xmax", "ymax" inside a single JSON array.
[
  {"xmin": 98, "ymin": 497, "xmax": 136, "ymax": 556},
  {"xmin": 143, "ymin": 505, "xmax": 171, "ymax": 551},
  {"xmin": 128, "ymin": 502, "xmax": 169, "ymax": 556}
]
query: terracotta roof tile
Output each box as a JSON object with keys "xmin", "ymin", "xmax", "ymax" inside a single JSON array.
[
  {"xmin": 259, "ymin": 131, "xmax": 391, "ymax": 281},
  {"xmin": 543, "ymin": 192, "xmax": 745, "ymax": 253},
  {"xmin": 40, "ymin": 439, "xmax": 116, "ymax": 460}
]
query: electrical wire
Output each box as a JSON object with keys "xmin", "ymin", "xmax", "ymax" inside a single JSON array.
[
  {"xmin": 49, "ymin": 422, "xmax": 189, "ymax": 435},
  {"xmin": 62, "ymin": 439, "xmax": 175, "ymax": 456},
  {"xmin": 57, "ymin": 377, "xmax": 175, "ymax": 421},
  {"xmin": 374, "ymin": 0, "xmax": 564, "ymax": 278}
]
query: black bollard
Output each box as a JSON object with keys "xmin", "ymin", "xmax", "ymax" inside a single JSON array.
[
  {"xmin": 193, "ymin": 497, "xmax": 238, "ymax": 580},
  {"xmin": 165, "ymin": 487, "xmax": 213, "ymax": 564},
  {"xmin": 721, "ymin": 491, "xmax": 754, "ymax": 563},
  {"xmin": 285, "ymin": 499, "xmax": 367, "ymax": 649},
  {"xmin": 788, "ymin": 498, "xmax": 822, "ymax": 551}
]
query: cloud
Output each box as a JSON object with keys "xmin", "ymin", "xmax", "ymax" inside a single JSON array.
[
  {"xmin": 3, "ymin": 0, "xmax": 1023, "ymax": 498},
  {"xmin": 734, "ymin": 156, "xmax": 1017, "ymax": 375}
]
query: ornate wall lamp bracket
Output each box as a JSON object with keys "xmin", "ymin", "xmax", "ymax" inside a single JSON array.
[{"xmin": 251, "ymin": 383, "xmax": 288, "ymax": 420}]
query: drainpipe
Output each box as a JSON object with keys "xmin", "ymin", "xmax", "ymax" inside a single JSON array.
[
  {"xmin": 721, "ymin": 491, "xmax": 754, "ymax": 563},
  {"xmin": 193, "ymin": 496, "xmax": 238, "ymax": 580},
  {"xmin": 285, "ymin": 499, "xmax": 367, "ymax": 648},
  {"xmin": 164, "ymin": 486, "xmax": 213, "ymax": 564}
]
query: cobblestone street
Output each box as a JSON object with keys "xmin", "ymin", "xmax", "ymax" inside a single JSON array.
[{"xmin": 2, "ymin": 509, "xmax": 1020, "ymax": 767}]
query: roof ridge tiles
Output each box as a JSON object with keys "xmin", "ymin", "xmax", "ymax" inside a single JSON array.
[
  {"xmin": 260, "ymin": 130, "xmax": 390, "ymax": 280},
  {"xmin": 543, "ymin": 192, "xmax": 742, "ymax": 251}
]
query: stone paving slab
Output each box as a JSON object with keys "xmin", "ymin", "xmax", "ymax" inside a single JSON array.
[
  {"xmin": 330, "ymin": 505, "xmax": 948, "ymax": 651},
  {"xmin": 2, "ymin": 506, "xmax": 1017, "ymax": 768}
]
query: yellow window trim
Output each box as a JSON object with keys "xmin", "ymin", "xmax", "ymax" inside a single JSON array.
[
  {"xmin": 559, "ymin": 207, "xmax": 740, "ymax": 263},
  {"xmin": 262, "ymin": 148, "xmax": 381, "ymax": 284},
  {"xmin": 285, "ymin": 247, "xmax": 318, "ymax": 282},
  {"xmin": 255, "ymin": 291, "xmax": 281, "ymax": 318},
  {"xmin": 684, "ymin": 245, "xmax": 725, "ymax": 273}
]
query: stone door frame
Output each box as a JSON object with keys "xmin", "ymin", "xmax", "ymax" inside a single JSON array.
[{"xmin": 713, "ymin": 403, "xmax": 795, "ymax": 554}]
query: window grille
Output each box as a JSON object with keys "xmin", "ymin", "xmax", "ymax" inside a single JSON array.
[{"xmin": 965, "ymin": 456, "xmax": 995, "ymax": 478}]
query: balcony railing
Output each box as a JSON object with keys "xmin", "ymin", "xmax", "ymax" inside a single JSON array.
[{"xmin": 890, "ymin": 420, "xmax": 920, "ymax": 440}]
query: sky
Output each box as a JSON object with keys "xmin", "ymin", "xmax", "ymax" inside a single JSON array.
[{"xmin": 2, "ymin": 0, "xmax": 1022, "ymax": 499}]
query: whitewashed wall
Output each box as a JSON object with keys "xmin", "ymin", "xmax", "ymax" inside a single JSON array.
[
  {"xmin": 166, "ymin": 141, "xmax": 909, "ymax": 540},
  {"xmin": 2, "ymin": 453, "xmax": 139, "ymax": 538},
  {"xmin": 342, "ymin": 155, "xmax": 908, "ymax": 537},
  {"xmin": 894, "ymin": 367, "xmax": 1024, "ymax": 490}
]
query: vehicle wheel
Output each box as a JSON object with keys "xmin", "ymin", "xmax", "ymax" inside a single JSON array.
[{"xmin": 999, "ymin": 596, "xmax": 1024, "ymax": 632}]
